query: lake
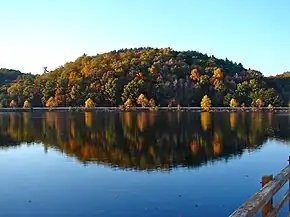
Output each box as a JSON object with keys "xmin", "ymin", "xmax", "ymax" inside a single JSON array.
[{"xmin": 0, "ymin": 111, "xmax": 289, "ymax": 217}]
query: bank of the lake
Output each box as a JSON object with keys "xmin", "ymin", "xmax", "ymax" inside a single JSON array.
[{"xmin": 0, "ymin": 107, "xmax": 290, "ymax": 112}]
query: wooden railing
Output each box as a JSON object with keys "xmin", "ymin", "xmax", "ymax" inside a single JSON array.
[{"xmin": 230, "ymin": 157, "xmax": 290, "ymax": 217}]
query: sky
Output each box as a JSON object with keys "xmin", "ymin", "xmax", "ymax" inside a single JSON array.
[{"xmin": 0, "ymin": 0, "xmax": 290, "ymax": 76}]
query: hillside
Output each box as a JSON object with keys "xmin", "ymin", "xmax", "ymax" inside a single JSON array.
[
  {"xmin": 267, "ymin": 72, "xmax": 290, "ymax": 104},
  {"xmin": 0, "ymin": 48, "xmax": 286, "ymax": 107},
  {"xmin": 0, "ymin": 68, "xmax": 22, "ymax": 85}
]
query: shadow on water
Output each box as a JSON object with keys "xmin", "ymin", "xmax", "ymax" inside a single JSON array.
[{"xmin": 0, "ymin": 111, "xmax": 289, "ymax": 171}]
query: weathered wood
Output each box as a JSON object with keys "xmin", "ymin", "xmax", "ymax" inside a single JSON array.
[
  {"xmin": 262, "ymin": 175, "xmax": 273, "ymax": 217},
  {"xmin": 266, "ymin": 190, "xmax": 289, "ymax": 217},
  {"xmin": 229, "ymin": 165, "xmax": 290, "ymax": 217}
]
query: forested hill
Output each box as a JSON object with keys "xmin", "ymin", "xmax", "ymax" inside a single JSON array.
[
  {"xmin": 0, "ymin": 48, "xmax": 287, "ymax": 108},
  {"xmin": 0, "ymin": 68, "xmax": 22, "ymax": 85}
]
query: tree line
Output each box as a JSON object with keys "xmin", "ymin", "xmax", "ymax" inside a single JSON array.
[{"xmin": 0, "ymin": 48, "xmax": 287, "ymax": 108}]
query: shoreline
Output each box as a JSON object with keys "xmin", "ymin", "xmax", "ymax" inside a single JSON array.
[{"xmin": 0, "ymin": 107, "xmax": 289, "ymax": 112}]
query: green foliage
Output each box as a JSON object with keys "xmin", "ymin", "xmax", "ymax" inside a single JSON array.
[
  {"xmin": 0, "ymin": 48, "xmax": 286, "ymax": 107},
  {"xmin": 0, "ymin": 68, "xmax": 22, "ymax": 85}
]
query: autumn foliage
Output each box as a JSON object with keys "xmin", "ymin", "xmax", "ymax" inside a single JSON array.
[
  {"xmin": 85, "ymin": 98, "xmax": 95, "ymax": 108},
  {"xmin": 9, "ymin": 100, "xmax": 17, "ymax": 108},
  {"xmin": 190, "ymin": 69, "xmax": 199, "ymax": 81},
  {"xmin": 124, "ymin": 98, "xmax": 133, "ymax": 108},
  {"xmin": 201, "ymin": 95, "xmax": 212, "ymax": 109},
  {"xmin": 230, "ymin": 98, "xmax": 238, "ymax": 107},
  {"xmin": 23, "ymin": 100, "xmax": 31, "ymax": 108},
  {"xmin": 137, "ymin": 94, "xmax": 149, "ymax": 107},
  {"xmin": 0, "ymin": 48, "xmax": 286, "ymax": 108},
  {"xmin": 46, "ymin": 97, "xmax": 57, "ymax": 107}
]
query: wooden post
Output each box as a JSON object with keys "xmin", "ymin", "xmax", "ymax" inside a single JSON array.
[
  {"xmin": 262, "ymin": 175, "xmax": 273, "ymax": 217},
  {"xmin": 230, "ymin": 165, "xmax": 290, "ymax": 217}
]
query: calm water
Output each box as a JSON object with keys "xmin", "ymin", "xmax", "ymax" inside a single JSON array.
[{"xmin": 0, "ymin": 111, "xmax": 289, "ymax": 217}]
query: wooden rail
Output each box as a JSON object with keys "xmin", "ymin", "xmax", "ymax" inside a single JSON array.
[{"xmin": 230, "ymin": 157, "xmax": 290, "ymax": 217}]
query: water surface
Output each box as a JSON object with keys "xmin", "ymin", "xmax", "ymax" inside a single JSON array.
[{"xmin": 0, "ymin": 111, "xmax": 289, "ymax": 217}]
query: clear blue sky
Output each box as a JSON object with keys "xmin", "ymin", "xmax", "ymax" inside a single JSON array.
[{"xmin": 1, "ymin": 0, "xmax": 289, "ymax": 75}]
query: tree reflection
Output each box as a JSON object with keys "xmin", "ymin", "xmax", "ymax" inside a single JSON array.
[{"xmin": 0, "ymin": 111, "xmax": 289, "ymax": 170}]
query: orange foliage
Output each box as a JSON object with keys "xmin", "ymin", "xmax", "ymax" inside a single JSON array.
[
  {"xmin": 137, "ymin": 72, "xmax": 143, "ymax": 79},
  {"xmin": 190, "ymin": 69, "xmax": 199, "ymax": 81},
  {"xmin": 137, "ymin": 94, "xmax": 149, "ymax": 107},
  {"xmin": 9, "ymin": 100, "xmax": 17, "ymax": 108},
  {"xmin": 137, "ymin": 112, "xmax": 147, "ymax": 132},
  {"xmin": 157, "ymin": 74, "xmax": 162, "ymax": 81},
  {"xmin": 229, "ymin": 112, "xmax": 237, "ymax": 130},
  {"xmin": 69, "ymin": 71, "xmax": 78, "ymax": 81},
  {"xmin": 137, "ymin": 142, "xmax": 143, "ymax": 151},
  {"xmin": 190, "ymin": 139, "xmax": 200, "ymax": 154},
  {"xmin": 213, "ymin": 134, "xmax": 222, "ymax": 156},
  {"xmin": 46, "ymin": 97, "xmax": 57, "ymax": 107},
  {"xmin": 81, "ymin": 145, "xmax": 97, "ymax": 160},
  {"xmin": 69, "ymin": 141, "xmax": 77, "ymax": 150},
  {"xmin": 123, "ymin": 112, "xmax": 132, "ymax": 127}
]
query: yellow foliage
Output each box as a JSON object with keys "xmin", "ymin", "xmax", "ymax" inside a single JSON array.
[
  {"xmin": 137, "ymin": 94, "xmax": 145, "ymax": 104},
  {"xmin": 85, "ymin": 98, "xmax": 95, "ymax": 108},
  {"xmin": 148, "ymin": 65, "xmax": 157, "ymax": 73},
  {"xmin": 200, "ymin": 95, "xmax": 212, "ymax": 109},
  {"xmin": 201, "ymin": 112, "xmax": 211, "ymax": 131},
  {"xmin": 255, "ymin": 98, "xmax": 264, "ymax": 107},
  {"xmin": 149, "ymin": 98, "xmax": 156, "ymax": 107},
  {"xmin": 46, "ymin": 97, "xmax": 57, "ymax": 107},
  {"xmin": 124, "ymin": 98, "xmax": 133, "ymax": 108},
  {"xmin": 82, "ymin": 64, "xmax": 92, "ymax": 77},
  {"xmin": 230, "ymin": 98, "xmax": 238, "ymax": 107},
  {"xmin": 149, "ymin": 146, "xmax": 155, "ymax": 157},
  {"xmin": 9, "ymin": 100, "xmax": 17, "ymax": 108},
  {"xmin": 213, "ymin": 68, "xmax": 224, "ymax": 79},
  {"xmin": 137, "ymin": 94, "xmax": 149, "ymax": 107},
  {"xmin": 85, "ymin": 112, "xmax": 93, "ymax": 127},
  {"xmin": 23, "ymin": 100, "xmax": 31, "ymax": 108}
]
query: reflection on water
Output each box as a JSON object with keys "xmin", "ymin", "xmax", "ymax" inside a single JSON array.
[{"xmin": 0, "ymin": 111, "xmax": 289, "ymax": 170}]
